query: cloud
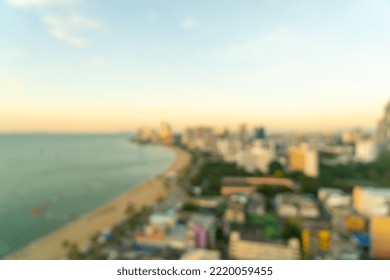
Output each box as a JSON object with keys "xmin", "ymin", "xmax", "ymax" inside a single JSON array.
[
  {"xmin": 43, "ymin": 14, "xmax": 101, "ymax": 47},
  {"xmin": 181, "ymin": 17, "xmax": 198, "ymax": 29},
  {"xmin": 5, "ymin": 0, "xmax": 100, "ymax": 47},
  {"xmin": 5, "ymin": 0, "xmax": 75, "ymax": 7}
]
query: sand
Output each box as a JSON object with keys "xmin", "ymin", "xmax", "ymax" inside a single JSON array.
[{"xmin": 5, "ymin": 145, "xmax": 190, "ymax": 260}]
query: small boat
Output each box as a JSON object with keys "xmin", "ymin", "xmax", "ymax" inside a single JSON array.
[{"xmin": 30, "ymin": 208, "xmax": 43, "ymax": 217}]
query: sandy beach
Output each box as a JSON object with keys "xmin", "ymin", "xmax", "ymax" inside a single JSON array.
[{"xmin": 5, "ymin": 145, "xmax": 190, "ymax": 260}]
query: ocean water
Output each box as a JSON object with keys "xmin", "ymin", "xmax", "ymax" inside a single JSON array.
[{"xmin": 0, "ymin": 134, "xmax": 175, "ymax": 259}]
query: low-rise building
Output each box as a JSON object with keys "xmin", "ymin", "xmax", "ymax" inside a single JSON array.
[
  {"xmin": 275, "ymin": 194, "xmax": 320, "ymax": 219},
  {"xmin": 229, "ymin": 231, "xmax": 300, "ymax": 260},
  {"xmin": 301, "ymin": 220, "xmax": 332, "ymax": 260},
  {"xmin": 224, "ymin": 194, "xmax": 248, "ymax": 225},
  {"xmin": 189, "ymin": 196, "xmax": 223, "ymax": 209},
  {"xmin": 246, "ymin": 193, "xmax": 266, "ymax": 216},
  {"xmin": 320, "ymin": 145, "xmax": 355, "ymax": 166},
  {"xmin": 329, "ymin": 207, "xmax": 358, "ymax": 235},
  {"xmin": 188, "ymin": 214, "xmax": 216, "ymax": 249},
  {"xmin": 134, "ymin": 224, "xmax": 167, "ymax": 249},
  {"xmin": 351, "ymin": 232, "xmax": 370, "ymax": 249},
  {"xmin": 149, "ymin": 209, "xmax": 177, "ymax": 231},
  {"xmin": 180, "ymin": 249, "xmax": 221, "ymax": 260},
  {"xmin": 167, "ymin": 225, "xmax": 193, "ymax": 251},
  {"xmin": 370, "ymin": 216, "xmax": 390, "ymax": 259},
  {"xmin": 353, "ymin": 186, "xmax": 390, "ymax": 217},
  {"xmin": 220, "ymin": 176, "xmax": 299, "ymax": 197},
  {"xmin": 324, "ymin": 193, "xmax": 351, "ymax": 209},
  {"xmin": 318, "ymin": 188, "xmax": 344, "ymax": 203},
  {"xmin": 330, "ymin": 235, "xmax": 361, "ymax": 260}
]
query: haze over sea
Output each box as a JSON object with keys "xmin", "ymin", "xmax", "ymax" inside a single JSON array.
[{"xmin": 0, "ymin": 134, "xmax": 174, "ymax": 259}]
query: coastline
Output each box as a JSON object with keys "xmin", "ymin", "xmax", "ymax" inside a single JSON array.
[{"xmin": 5, "ymin": 145, "xmax": 190, "ymax": 260}]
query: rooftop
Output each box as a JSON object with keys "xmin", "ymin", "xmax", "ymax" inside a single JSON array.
[
  {"xmin": 356, "ymin": 186, "xmax": 390, "ymax": 196},
  {"xmin": 188, "ymin": 213, "xmax": 215, "ymax": 229},
  {"xmin": 232, "ymin": 228, "xmax": 286, "ymax": 244}
]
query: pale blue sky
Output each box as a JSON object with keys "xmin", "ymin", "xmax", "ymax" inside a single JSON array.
[{"xmin": 1, "ymin": 0, "xmax": 390, "ymax": 132}]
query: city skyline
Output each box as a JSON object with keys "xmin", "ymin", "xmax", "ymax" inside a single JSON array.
[{"xmin": 1, "ymin": 0, "xmax": 390, "ymax": 132}]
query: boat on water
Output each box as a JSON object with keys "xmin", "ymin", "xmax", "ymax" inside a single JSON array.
[
  {"xmin": 30, "ymin": 208, "xmax": 43, "ymax": 217},
  {"xmin": 30, "ymin": 199, "xmax": 51, "ymax": 217}
]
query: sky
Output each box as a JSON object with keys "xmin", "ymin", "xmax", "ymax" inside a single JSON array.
[{"xmin": 1, "ymin": 0, "xmax": 390, "ymax": 133}]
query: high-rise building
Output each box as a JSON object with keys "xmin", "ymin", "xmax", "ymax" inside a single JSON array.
[
  {"xmin": 354, "ymin": 139, "xmax": 378, "ymax": 163},
  {"xmin": 137, "ymin": 127, "xmax": 158, "ymax": 142},
  {"xmin": 341, "ymin": 128, "xmax": 363, "ymax": 144},
  {"xmin": 288, "ymin": 144, "xmax": 319, "ymax": 178},
  {"xmin": 254, "ymin": 127, "xmax": 266, "ymax": 140},
  {"xmin": 182, "ymin": 127, "xmax": 217, "ymax": 152},
  {"xmin": 182, "ymin": 128, "xmax": 196, "ymax": 146},
  {"xmin": 377, "ymin": 100, "xmax": 390, "ymax": 152},
  {"xmin": 159, "ymin": 121, "xmax": 173, "ymax": 144},
  {"xmin": 214, "ymin": 127, "xmax": 229, "ymax": 138},
  {"xmin": 239, "ymin": 123, "xmax": 247, "ymax": 138}
]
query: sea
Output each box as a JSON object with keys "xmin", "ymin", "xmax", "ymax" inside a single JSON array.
[{"xmin": 0, "ymin": 134, "xmax": 175, "ymax": 259}]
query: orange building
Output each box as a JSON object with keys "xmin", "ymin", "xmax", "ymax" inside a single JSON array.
[
  {"xmin": 352, "ymin": 186, "xmax": 363, "ymax": 213},
  {"xmin": 370, "ymin": 216, "xmax": 390, "ymax": 259},
  {"xmin": 344, "ymin": 215, "xmax": 367, "ymax": 233},
  {"xmin": 159, "ymin": 121, "xmax": 173, "ymax": 145},
  {"xmin": 288, "ymin": 145, "xmax": 319, "ymax": 178}
]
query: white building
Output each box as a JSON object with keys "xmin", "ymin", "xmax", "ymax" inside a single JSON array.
[
  {"xmin": 318, "ymin": 188, "xmax": 351, "ymax": 209},
  {"xmin": 353, "ymin": 186, "xmax": 390, "ymax": 217},
  {"xmin": 229, "ymin": 231, "xmax": 300, "ymax": 260},
  {"xmin": 320, "ymin": 145, "xmax": 355, "ymax": 166},
  {"xmin": 234, "ymin": 140, "xmax": 275, "ymax": 174},
  {"xmin": 318, "ymin": 188, "xmax": 344, "ymax": 202},
  {"xmin": 149, "ymin": 209, "xmax": 177, "ymax": 230},
  {"xmin": 354, "ymin": 139, "xmax": 378, "ymax": 163},
  {"xmin": 216, "ymin": 139, "xmax": 243, "ymax": 162},
  {"xmin": 235, "ymin": 149, "xmax": 258, "ymax": 173},
  {"xmin": 324, "ymin": 194, "xmax": 351, "ymax": 209},
  {"xmin": 275, "ymin": 194, "xmax": 320, "ymax": 219},
  {"xmin": 251, "ymin": 142, "xmax": 275, "ymax": 174},
  {"xmin": 167, "ymin": 225, "xmax": 193, "ymax": 250}
]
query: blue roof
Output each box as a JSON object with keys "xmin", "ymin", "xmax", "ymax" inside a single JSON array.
[{"xmin": 351, "ymin": 233, "xmax": 370, "ymax": 247}]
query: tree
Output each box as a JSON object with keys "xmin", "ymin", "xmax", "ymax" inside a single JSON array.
[
  {"xmin": 256, "ymin": 185, "xmax": 292, "ymax": 196},
  {"xmin": 125, "ymin": 204, "xmax": 136, "ymax": 218},
  {"xmin": 281, "ymin": 222, "xmax": 301, "ymax": 240},
  {"xmin": 67, "ymin": 243, "xmax": 83, "ymax": 260},
  {"xmin": 62, "ymin": 240, "xmax": 70, "ymax": 248},
  {"xmin": 268, "ymin": 161, "xmax": 284, "ymax": 176},
  {"xmin": 274, "ymin": 169, "xmax": 284, "ymax": 178}
]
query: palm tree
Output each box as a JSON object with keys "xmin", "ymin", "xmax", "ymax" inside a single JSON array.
[{"xmin": 125, "ymin": 204, "xmax": 136, "ymax": 218}]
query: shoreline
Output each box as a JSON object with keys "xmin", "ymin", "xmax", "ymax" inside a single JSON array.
[{"xmin": 5, "ymin": 145, "xmax": 190, "ymax": 260}]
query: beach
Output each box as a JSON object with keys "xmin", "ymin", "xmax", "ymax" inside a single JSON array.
[{"xmin": 5, "ymin": 145, "xmax": 190, "ymax": 260}]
